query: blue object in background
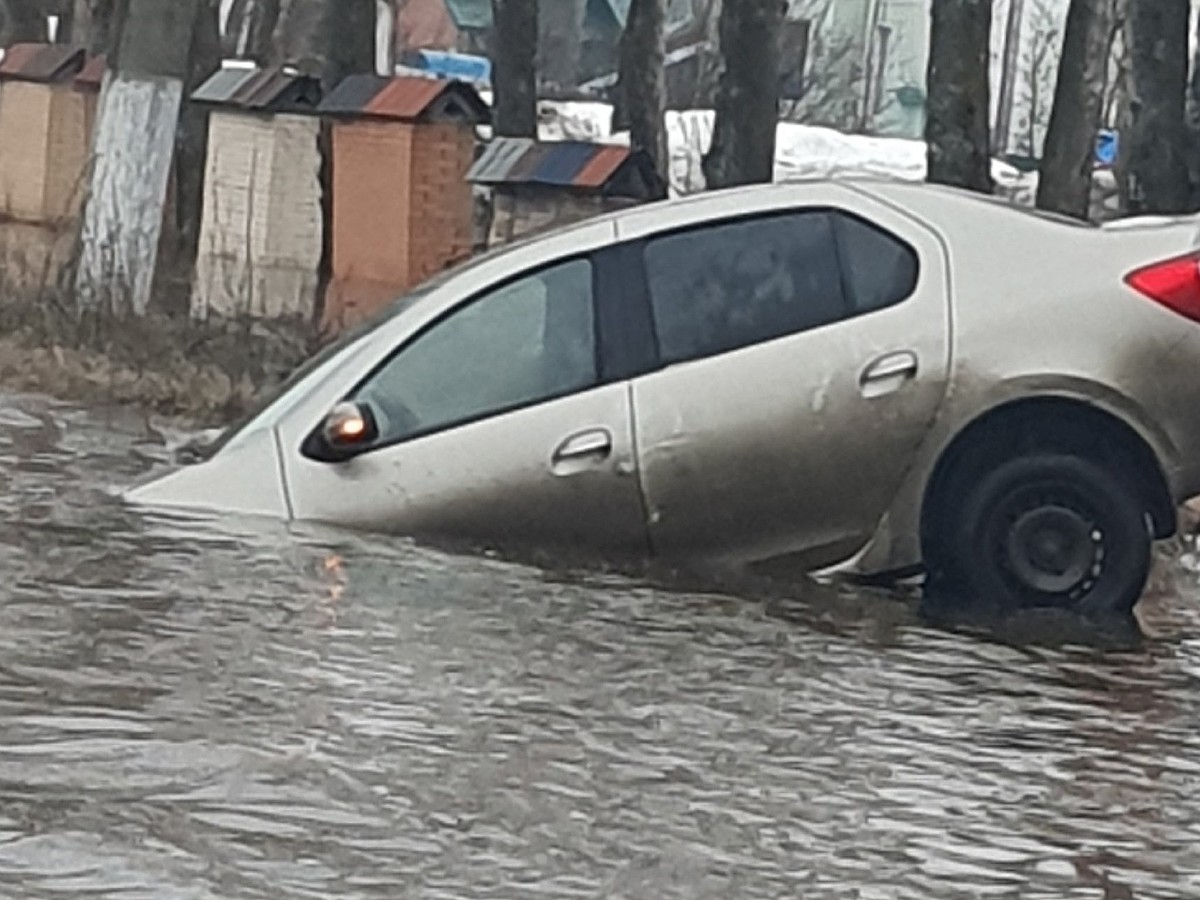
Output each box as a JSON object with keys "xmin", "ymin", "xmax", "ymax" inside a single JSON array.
[
  {"xmin": 1095, "ymin": 129, "xmax": 1119, "ymax": 167},
  {"xmin": 402, "ymin": 50, "xmax": 492, "ymax": 86}
]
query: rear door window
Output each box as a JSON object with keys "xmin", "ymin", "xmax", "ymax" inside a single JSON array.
[{"xmin": 643, "ymin": 211, "xmax": 847, "ymax": 365}]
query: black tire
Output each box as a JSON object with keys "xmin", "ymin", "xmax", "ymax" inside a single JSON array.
[{"xmin": 931, "ymin": 453, "xmax": 1151, "ymax": 618}]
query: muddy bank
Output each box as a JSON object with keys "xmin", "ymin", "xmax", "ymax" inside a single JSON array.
[{"xmin": 0, "ymin": 300, "xmax": 314, "ymax": 426}]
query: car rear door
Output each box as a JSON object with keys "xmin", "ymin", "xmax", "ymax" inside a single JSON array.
[
  {"xmin": 279, "ymin": 244, "xmax": 651, "ymax": 555},
  {"xmin": 626, "ymin": 186, "xmax": 951, "ymax": 570}
]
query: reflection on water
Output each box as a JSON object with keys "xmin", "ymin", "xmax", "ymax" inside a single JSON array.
[{"xmin": 2, "ymin": 392, "xmax": 1200, "ymax": 899}]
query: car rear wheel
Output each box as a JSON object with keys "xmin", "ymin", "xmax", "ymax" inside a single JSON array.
[{"xmin": 933, "ymin": 453, "xmax": 1151, "ymax": 617}]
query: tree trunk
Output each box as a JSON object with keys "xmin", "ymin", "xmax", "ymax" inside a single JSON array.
[
  {"xmin": 224, "ymin": 0, "xmax": 281, "ymax": 61},
  {"xmin": 702, "ymin": 0, "xmax": 783, "ymax": 190},
  {"xmin": 1, "ymin": 0, "xmax": 48, "ymax": 44},
  {"xmin": 71, "ymin": 0, "xmax": 116, "ymax": 55},
  {"xmin": 270, "ymin": 0, "xmax": 374, "ymax": 89},
  {"xmin": 925, "ymin": 0, "xmax": 992, "ymax": 193},
  {"xmin": 616, "ymin": 0, "xmax": 667, "ymax": 183},
  {"xmin": 323, "ymin": 0, "xmax": 375, "ymax": 89},
  {"xmin": 165, "ymin": 0, "xmax": 221, "ymax": 306},
  {"xmin": 1125, "ymin": 0, "xmax": 1189, "ymax": 214},
  {"xmin": 66, "ymin": 0, "xmax": 86, "ymax": 44},
  {"xmin": 77, "ymin": 0, "xmax": 201, "ymax": 315},
  {"xmin": 537, "ymin": 0, "xmax": 584, "ymax": 90},
  {"xmin": 492, "ymin": 0, "xmax": 540, "ymax": 137},
  {"xmin": 690, "ymin": 0, "xmax": 723, "ymax": 108},
  {"xmin": 491, "ymin": 0, "xmax": 537, "ymax": 137},
  {"xmin": 270, "ymin": 0, "xmax": 323, "ymax": 73},
  {"xmin": 1036, "ymin": 0, "xmax": 1112, "ymax": 219}
]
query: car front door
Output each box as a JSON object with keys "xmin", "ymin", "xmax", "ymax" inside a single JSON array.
[
  {"xmin": 279, "ymin": 251, "xmax": 650, "ymax": 555},
  {"xmin": 627, "ymin": 191, "xmax": 951, "ymax": 570}
]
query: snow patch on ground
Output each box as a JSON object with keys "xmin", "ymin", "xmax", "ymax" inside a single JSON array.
[{"xmin": 536, "ymin": 102, "xmax": 1036, "ymax": 200}]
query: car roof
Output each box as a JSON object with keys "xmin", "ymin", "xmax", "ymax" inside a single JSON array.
[
  {"xmin": 532, "ymin": 176, "xmax": 1070, "ymax": 237},
  {"xmin": 456, "ymin": 178, "xmax": 1083, "ymax": 307}
]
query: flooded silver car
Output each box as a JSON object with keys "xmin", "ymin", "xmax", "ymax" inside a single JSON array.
[{"xmin": 128, "ymin": 179, "xmax": 1200, "ymax": 617}]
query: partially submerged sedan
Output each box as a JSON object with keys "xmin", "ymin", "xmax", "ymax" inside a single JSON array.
[{"xmin": 129, "ymin": 179, "xmax": 1200, "ymax": 616}]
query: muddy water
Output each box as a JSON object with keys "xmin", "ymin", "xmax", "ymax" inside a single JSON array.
[{"xmin": 3, "ymin": 393, "xmax": 1200, "ymax": 899}]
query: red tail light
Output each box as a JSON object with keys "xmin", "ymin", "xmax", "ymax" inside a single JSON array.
[{"xmin": 1125, "ymin": 251, "xmax": 1200, "ymax": 322}]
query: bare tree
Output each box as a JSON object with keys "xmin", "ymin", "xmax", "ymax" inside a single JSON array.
[
  {"xmin": 703, "ymin": 0, "xmax": 783, "ymax": 189},
  {"xmin": 1125, "ymin": 0, "xmax": 1189, "ymax": 213},
  {"xmin": 1187, "ymin": 3, "xmax": 1200, "ymax": 205},
  {"xmin": 0, "ymin": 0, "xmax": 48, "ymax": 44},
  {"xmin": 538, "ymin": 0, "xmax": 585, "ymax": 90},
  {"xmin": 925, "ymin": 0, "xmax": 992, "ymax": 193},
  {"xmin": 68, "ymin": 0, "xmax": 116, "ymax": 54},
  {"xmin": 224, "ymin": 0, "xmax": 281, "ymax": 62},
  {"xmin": 1036, "ymin": 0, "xmax": 1111, "ymax": 219},
  {"xmin": 616, "ymin": 0, "xmax": 667, "ymax": 181},
  {"xmin": 269, "ymin": 0, "xmax": 374, "ymax": 89},
  {"xmin": 687, "ymin": 0, "xmax": 723, "ymax": 108},
  {"xmin": 169, "ymin": 0, "xmax": 222, "ymax": 289},
  {"xmin": 324, "ymin": 0, "xmax": 375, "ymax": 88},
  {"xmin": 492, "ymin": 0, "xmax": 537, "ymax": 137}
]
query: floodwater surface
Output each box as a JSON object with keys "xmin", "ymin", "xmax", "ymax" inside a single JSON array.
[{"xmin": 2, "ymin": 393, "xmax": 1200, "ymax": 899}]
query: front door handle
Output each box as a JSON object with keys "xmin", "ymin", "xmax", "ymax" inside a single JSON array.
[
  {"xmin": 552, "ymin": 428, "xmax": 613, "ymax": 464},
  {"xmin": 860, "ymin": 351, "xmax": 919, "ymax": 397}
]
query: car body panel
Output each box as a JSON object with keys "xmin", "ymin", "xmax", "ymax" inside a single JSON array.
[
  {"xmin": 617, "ymin": 183, "xmax": 952, "ymax": 569},
  {"xmin": 840, "ymin": 181, "xmax": 1200, "ymax": 574},
  {"xmin": 270, "ymin": 218, "xmax": 651, "ymax": 550},
  {"xmin": 125, "ymin": 179, "xmax": 1200, "ymax": 582},
  {"xmin": 125, "ymin": 427, "xmax": 290, "ymax": 519},
  {"xmin": 281, "ymin": 381, "xmax": 648, "ymax": 549}
]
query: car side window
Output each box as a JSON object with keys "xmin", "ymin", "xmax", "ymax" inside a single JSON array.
[
  {"xmin": 643, "ymin": 211, "xmax": 847, "ymax": 365},
  {"xmin": 833, "ymin": 211, "xmax": 920, "ymax": 313},
  {"xmin": 355, "ymin": 258, "xmax": 597, "ymax": 444}
]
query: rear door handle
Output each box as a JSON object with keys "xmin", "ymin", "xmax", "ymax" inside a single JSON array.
[
  {"xmin": 860, "ymin": 351, "xmax": 919, "ymax": 395},
  {"xmin": 552, "ymin": 428, "xmax": 613, "ymax": 464}
]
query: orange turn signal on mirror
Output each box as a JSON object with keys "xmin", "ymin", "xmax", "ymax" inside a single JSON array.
[{"xmin": 335, "ymin": 416, "xmax": 366, "ymax": 440}]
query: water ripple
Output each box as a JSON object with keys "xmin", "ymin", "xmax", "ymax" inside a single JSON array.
[{"xmin": 1, "ymin": 393, "xmax": 1200, "ymax": 898}]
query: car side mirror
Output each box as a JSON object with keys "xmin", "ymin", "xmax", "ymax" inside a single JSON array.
[{"xmin": 303, "ymin": 401, "xmax": 380, "ymax": 463}]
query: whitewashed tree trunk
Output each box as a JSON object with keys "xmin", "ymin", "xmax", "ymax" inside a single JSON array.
[{"xmin": 76, "ymin": 73, "xmax": 183, "ymax": 315}]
